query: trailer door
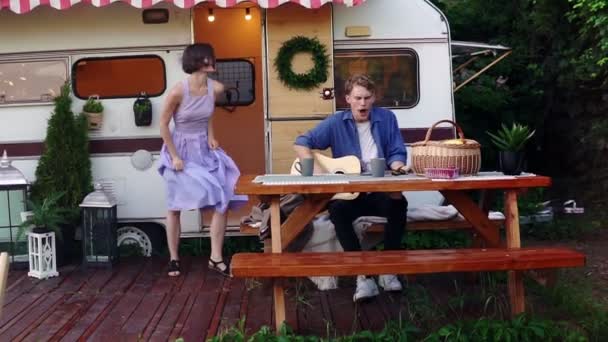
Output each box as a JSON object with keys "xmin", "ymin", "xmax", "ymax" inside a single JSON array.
[
  {"xmin": 193, "ymin": 5, "xmax": 265, "ymax": 233},
  {"xmin": 266, "ymin": 3, "xmax": 335, "ymax": 173}
]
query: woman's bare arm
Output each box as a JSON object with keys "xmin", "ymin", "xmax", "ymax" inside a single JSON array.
[{"xmin": 159, "ymin": 83, "xmax": 183, "ymax": 161}]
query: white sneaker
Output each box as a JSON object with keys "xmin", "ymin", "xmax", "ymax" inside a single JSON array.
[
  {"xmin": 378, "ymin": 274, "xmax": 403, "ymax": 292},
  {"xmin": 353, "ymin": 275, "xmax": 379, "ymax": 302}
]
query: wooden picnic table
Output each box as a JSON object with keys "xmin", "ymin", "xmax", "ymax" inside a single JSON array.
[{"xmin": 234, "ymin": 172, "xmax": 576, "ymax": 331}]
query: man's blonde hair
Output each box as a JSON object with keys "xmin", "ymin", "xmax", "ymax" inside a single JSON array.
[{"xmin": 345, "ymin": 74, "xmax": 376, "ymax": 95}]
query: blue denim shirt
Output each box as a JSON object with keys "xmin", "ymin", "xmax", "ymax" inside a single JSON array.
[{"xmin": 294, "ymin": 107, "xmax": 407, "ymax": 166}]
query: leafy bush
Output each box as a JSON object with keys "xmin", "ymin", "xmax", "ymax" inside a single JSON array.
[
  {"xmin": 405, "ymin": 231, "xmax": 471, "ymax": 250},
  {"xmin": 521, "ymin": 215, "xmax": 599, "ymax": 240},
  {"xmin": 18, "ymin": 191, "xmax": 70, "ymax": 241},
  {"xmin": 31, "ymin": 82, "xmax": 93, "ymax": 224},
  {"xmin": 425, "ymin": 315, "xmax": 586, "ymax": 342},
  {"xmin": 176, "ymin": 236, "xmax": 262, "ymax": 257},
  {"xmin": 533, "ymin": 277, "xmax": 608, "ymax": 341},
  {"xmin": 205, "ymin": 316, "xmax": 587, "ymax": 342},
  {"xmin": 118, "ymin": 243, "xmax": 145, "ymax": 257}
]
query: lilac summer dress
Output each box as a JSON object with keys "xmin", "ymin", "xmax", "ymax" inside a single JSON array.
[{"xmin": 159, "ymin": 78, "xmax": 247, "ymax": 213}]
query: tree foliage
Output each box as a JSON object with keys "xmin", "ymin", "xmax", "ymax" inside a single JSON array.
[
  {"xmin": 433, "ymin": 0, "xmax": 608, "ymax": 206},
  {"xmin": 567, "ymin": 0, "xmax": 608, "ymax": 86},
  {"xmin": 31, "ymin": 82, "xmax": 93, "ymax": 222}
]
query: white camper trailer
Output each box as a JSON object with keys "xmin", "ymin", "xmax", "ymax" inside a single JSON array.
[{"xmin": 0, "ymin": 0, "xmax": 458, "ymax": 254}]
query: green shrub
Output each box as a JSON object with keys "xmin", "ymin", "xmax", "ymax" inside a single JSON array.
[
  {"xmin": 175, "ymin": 236, "xmax": 262, "ymax": 257},
  {"xmin": 405, "ymin": 231, "xmax": 471, "ymax": 250},
  {"xmin": 534, "ymin": 278, "xmax": 608, "ymax": 341},
  {"xmin": 31, "ymin": 82, "xmax": 93, "ymax": 224},
  {"xmin": 522, "ymin": 214, "xmax": 599, "ymax": 241},
  {"xmin": 424, "ymin": 315, "xmax": 586, "ymax": 342}
]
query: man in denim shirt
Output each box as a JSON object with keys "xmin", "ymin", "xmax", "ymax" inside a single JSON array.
[{"xmin": 294, "ymin": 74, "xmax": 409, "ymax": 302}]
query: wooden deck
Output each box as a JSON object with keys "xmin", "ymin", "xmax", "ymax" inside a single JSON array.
[{"xmin": 1, "ymin": 256, "xmax": 412, "ymax": 341}]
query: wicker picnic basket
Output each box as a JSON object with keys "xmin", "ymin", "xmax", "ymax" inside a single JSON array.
[{"xmin": 411, "ymin": 120, "xmax": 481, "ymax": 176}]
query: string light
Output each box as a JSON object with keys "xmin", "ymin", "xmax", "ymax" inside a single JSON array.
[
  {"xmin": 207, "ymin": 8, "xmax": 215, "ymax": 22},
  {"xmin": 245, "ymin": 8, "xmax": 252, "ymax": 21}
]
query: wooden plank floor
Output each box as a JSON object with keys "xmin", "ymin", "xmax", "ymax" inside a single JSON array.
[{"xmin": 1, "ymin": 257, "xmax": 412, "ymax": 341}]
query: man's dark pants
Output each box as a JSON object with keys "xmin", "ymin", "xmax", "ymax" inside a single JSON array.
[{"xmin": 327, "ymin": 193, "xmax": 408, "ymax": 251}]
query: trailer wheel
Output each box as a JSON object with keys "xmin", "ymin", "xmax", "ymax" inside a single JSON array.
[
  {"xmin": 117, "ymin": 226, "xmax": 153, "ymax": 257},
  {"xmin": 138, "ymin": 224, "xmax": 167, "ymax": 256}
]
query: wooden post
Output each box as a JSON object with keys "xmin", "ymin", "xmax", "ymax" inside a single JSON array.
[
  {"xmin": 269, "ymin": 196, "xmax": 286, "ymax": 331},
  {"xmin": 504, "ymin": 190, "xmax": 521, "ymax": 249},
  {"xmin": 0, "ymin": 252, "xmax": 8, "ymax": 318},
  {"xmin": 504, "ymin": 190, "xmax": 525, "ymax": 316}
]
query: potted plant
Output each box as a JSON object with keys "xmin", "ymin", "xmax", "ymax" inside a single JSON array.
[
  {"xmin": 487, "ymin": 122, "xmax": 536, "ymax": 175},
  {"xmin": 82, "ymin": 95, "xmax": 104, "ymax": 129},
  {"xmin": 133, "ymin": 96, "xmax": 152, "ymax": 126},
  {"xmin": 18, "ymin": 192, "xmax": 69, "ymax": 241}
]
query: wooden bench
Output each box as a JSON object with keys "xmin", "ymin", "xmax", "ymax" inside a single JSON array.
[{"xmin": 232, "ymin": 247, "xmax": 585, "ymax": 278}]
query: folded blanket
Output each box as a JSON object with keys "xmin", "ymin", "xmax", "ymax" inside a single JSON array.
[{"xmin": 408, "ymin": 204, "xmax": 459, "ymax": 221}]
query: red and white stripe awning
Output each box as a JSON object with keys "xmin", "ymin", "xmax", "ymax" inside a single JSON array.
[{"xmin": 1, "ymin": 0, "xmax": 366, "ymax": 15}]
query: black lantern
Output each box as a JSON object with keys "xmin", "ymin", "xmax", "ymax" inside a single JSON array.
[
  {"xmin": 0, "ymin": 150, "xmax": 29, "ymax": 267},
  {"xmin": 80, "ymin": 183, "xmax": 118, "ymax": 268}
]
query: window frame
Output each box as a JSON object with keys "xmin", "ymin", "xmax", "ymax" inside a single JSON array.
[
  {"xmin": 0, "ymin": 57, "xmax": 69, "ymax": 106},
  {"xmin": 334, "ymin": 48, "xmax": 421, "ymax": 110},
  {"xmin": 212, "ymin": 58, "xmax": 256, "ymax": 107},
  {"xmin": 71, "ymin": 54, "xmax": 167, "ymax": 100}
]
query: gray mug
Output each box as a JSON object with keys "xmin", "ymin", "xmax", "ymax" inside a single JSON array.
[
  {"xmin": 295, "ymin": 157, "xmax": 314, "ymax": 177},
  {"xmin": 370, "ymin": 158, "xmax": 386, "ymax": 177}
]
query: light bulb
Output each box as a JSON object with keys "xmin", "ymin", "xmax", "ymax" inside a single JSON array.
[
  {"xmin": 245, "ymin": 8, "xmax": 252, "ymax": 21},
  {"xmin": 208, "ymin": 9, "xmax": 215, "ymax": 22}
]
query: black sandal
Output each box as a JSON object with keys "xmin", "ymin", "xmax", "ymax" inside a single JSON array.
[
  {"xmin": 168, "ymin": 260, "xmax": 181, "ymax": 277},
  {"xmin": 208, "ymin": 258, "xmax": 231, "ymax": 277}
]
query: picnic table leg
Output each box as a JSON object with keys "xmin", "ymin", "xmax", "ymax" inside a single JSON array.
[
  {"xmin": 441, "ymin": 190, "xmax": 501, "ymax": 247},
  {"xmin": 504, "ymin": 190, "xmax": 525, "ymax": 316},
  {"xmin": 269, "ymin": 196, "xmax": 286, "ymax": 331}
]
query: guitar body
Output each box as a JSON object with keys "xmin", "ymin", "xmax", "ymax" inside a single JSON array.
[{"xmin": 290, "ymin": 153, "xmax": 361, "ymax": 200}]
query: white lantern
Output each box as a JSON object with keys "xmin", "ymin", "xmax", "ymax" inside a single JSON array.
[
  {"xmin": 0, "ymin": 150, "xmax": 29, "ymax": 267},
  {"xmin": 27, "ymin": 230, "xmax": 59, "ymax": 279}
]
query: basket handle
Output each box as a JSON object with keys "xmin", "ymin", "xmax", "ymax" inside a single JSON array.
[{"xmin": 423, "ymin": 120, "xmax": 465, "ymax": 144}]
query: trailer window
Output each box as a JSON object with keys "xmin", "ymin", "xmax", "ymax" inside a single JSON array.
[
  {"xmin": 72, "ymin": 55, "xmax": 166, "ymax": 99},
  {"xmin": 210, "ymin": 59, "xmax": 255, "ymax": 107},
  {"xmin": 334, "ymin": 50, "xmax": 419, "ymax": 109},
  {"xmin": 0, "ymin": 59, "xmax": 68, "ymax": 105}
]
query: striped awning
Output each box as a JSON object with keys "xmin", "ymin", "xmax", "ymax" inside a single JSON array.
[{"xmin": 1, "ymin": 0, "xmax": 366, "ymax": 15}]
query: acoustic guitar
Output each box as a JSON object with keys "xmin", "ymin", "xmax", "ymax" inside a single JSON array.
[{"xmin": 290, "ymin": 153, "xmax": 361, "ymax": 200}]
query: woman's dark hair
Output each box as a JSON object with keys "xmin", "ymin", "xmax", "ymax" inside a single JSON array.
[{"xmin": 182, "ymin": 43, "xmax": 216, "ymax": 74}]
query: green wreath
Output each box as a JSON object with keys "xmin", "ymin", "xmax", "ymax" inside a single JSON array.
[{"xmin": 274, "ymin": 36, "xmax": 329, "ymax": 90}]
